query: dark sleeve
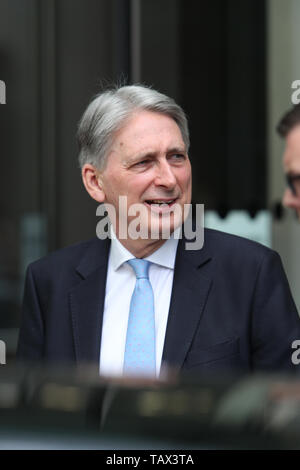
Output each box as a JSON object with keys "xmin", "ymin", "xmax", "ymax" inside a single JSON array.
[
  {"xmin": 16, "ymin": 264, "xmax": 45, "ymax": 362},
  {"xmin": 251, "ymin": 250, "xmax": 300, "ymax": 372}
]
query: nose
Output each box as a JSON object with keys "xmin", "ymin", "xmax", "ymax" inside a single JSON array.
[
  {"xmin": 282, "ymin": 188, "xmax": 300, "ymax": 209},
  {"xmin": 154, "ymin": 160, "xmax": 177, "ymax": 189}
]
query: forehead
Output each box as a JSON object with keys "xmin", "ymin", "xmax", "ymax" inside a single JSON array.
[
  {"xmin": 111, "ymin": 110, "xmax": 185, "ymax": 153},
  {"xmin": 284, "ymin": 124, "xmax": 300, "ymax": 169}
]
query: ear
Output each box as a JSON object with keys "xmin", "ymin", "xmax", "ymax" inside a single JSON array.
[{"xmin": 81, "ymin": 164, "xmax": 105, "ymax": 203}]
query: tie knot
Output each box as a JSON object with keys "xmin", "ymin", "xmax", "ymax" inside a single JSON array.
[{"xmin": 127, "ymin": 259, "xmax": 150, "ymax": 279}]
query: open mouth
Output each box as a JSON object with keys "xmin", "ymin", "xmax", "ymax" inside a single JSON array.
[
  {"xmin": 144, "ymin": 198, "xmax": 177, "ymax": 207},
  {"xmin": 144, "ymin": 198, "xmax": 178, "ymax": 213}
]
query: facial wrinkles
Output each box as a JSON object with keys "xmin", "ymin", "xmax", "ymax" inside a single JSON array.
[
  {"xmin": 100, "ymin": 110, "xmax": 191, "ymax": 203},
  {"xmin": 116, "ymin": 113, "xmax": 184, "ymax": 157}
]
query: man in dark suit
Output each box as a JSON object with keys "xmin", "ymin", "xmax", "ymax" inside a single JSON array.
[{"xmin": 17, "ymin": 85, "xmax": 300, "ymax": 376}]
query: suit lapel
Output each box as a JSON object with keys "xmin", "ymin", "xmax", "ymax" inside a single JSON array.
[
  {"xmin": 68, "ymin": 233, "xmax": 213, "ymax": 369},
  {"xmin": 162, "ymin": 236, "xmax": 213, "ymax": 371},
  {"xmin": 69, "ymin": 238, "xmax": 110, "ymax": 364}
]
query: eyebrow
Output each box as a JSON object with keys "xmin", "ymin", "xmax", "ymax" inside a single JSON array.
[
  {"xmin": 125, "ymin": 147, "xmax": 187, "ymax": 164},
  {"xmin": 166, "ymin": 147, "xmax": 186, "ymax": 155}
]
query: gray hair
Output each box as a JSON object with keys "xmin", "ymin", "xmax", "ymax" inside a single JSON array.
[{"xmin": 77, "ymin": 84, "xmax": 190, "ymax": 169}]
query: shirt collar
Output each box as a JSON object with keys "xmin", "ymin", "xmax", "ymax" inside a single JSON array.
[{"xmin": 109, "ymin": 226, "xmax": 180, "ymax": 271}]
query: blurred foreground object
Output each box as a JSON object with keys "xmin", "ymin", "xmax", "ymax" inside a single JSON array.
[{"xmin": 1, "ymin": 365, "xmax": 300, "ymax": 449}]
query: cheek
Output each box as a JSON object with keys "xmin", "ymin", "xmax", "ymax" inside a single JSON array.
[
  {"xmin": 104, "ymin": 174, "xmax": 124, "ymax": 197},
  {"xmin": 128, "ymin": 175, "xmax": 154, "ymax": 193},
  {"xmin": 180, "ymin": 168, "xmax": 192, "ymax": 191}
]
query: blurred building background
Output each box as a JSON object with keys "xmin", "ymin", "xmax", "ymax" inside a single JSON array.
[{"xmin": 0, "ymin": 0, "xmax": 299, "ymax": 360}]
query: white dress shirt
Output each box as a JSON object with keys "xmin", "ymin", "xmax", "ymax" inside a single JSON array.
[{"xmin": 99, "ymin": 230, "xmax": 179, "ymax": 378}]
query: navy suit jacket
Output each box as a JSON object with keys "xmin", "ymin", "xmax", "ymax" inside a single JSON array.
[{"xmin": 17, "ymin": 229, "xmax": 300, "ymax": 374}]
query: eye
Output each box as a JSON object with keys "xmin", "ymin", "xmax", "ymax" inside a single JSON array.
[
  {"xmin": 170, "ymin": 153, "xmax": 185, "ymax": 161},
  {"xmin": 134, "ymin": 159, "xmax": 150, "ymax": 166}
]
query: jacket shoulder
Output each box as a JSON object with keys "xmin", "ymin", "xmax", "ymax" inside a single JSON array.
[
  {"xmin": 203, "ymin": 227, "xmax": 277, "ymax": 260},
  {"xmin": 27, "ymin": 237, "xmax": 103, "ymax": 275}
]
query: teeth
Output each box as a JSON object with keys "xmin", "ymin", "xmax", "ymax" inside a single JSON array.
[{"xmin": 147, "ymin": 200, "xmax": 174, "ymax": 204}]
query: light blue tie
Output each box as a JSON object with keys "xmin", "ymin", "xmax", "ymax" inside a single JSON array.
[{"xmin": 123, "ymin": 259, "xmax": 156, "ymax": 377}]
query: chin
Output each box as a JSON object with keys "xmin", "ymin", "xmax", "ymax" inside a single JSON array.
[{"xmin": 146, "ymin": 214, "xmax": 182, "ymax": 240}]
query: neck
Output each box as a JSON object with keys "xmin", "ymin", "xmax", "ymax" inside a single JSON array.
[{"xmin": 115, "ymin": 236, "xmax": 167, "ymax": 258}]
